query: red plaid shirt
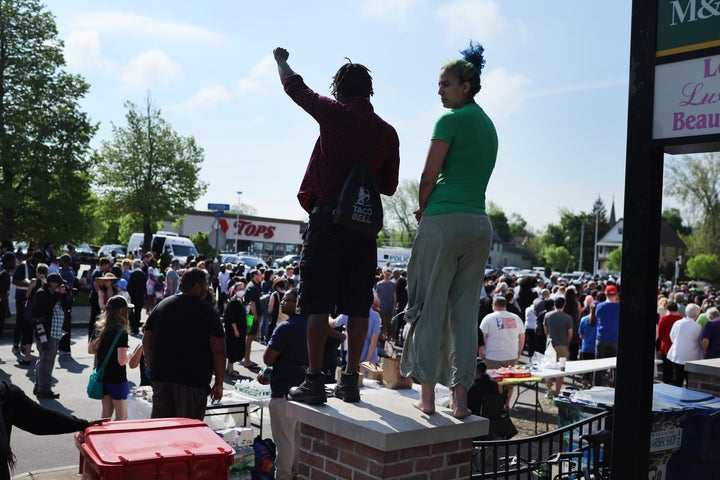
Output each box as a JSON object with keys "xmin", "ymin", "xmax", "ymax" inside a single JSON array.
[{"xmin": 283, "ymin": 73, "xmax": 400, "ymax": 213}]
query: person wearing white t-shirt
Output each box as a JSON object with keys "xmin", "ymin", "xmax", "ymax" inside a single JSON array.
[
  {"xmin": 667, "ymin": 302, "xmax": 703, "ymax": 387},
  {"xmin": 479, "ymin": 296, "xmax": 525, "ymax": 404}
]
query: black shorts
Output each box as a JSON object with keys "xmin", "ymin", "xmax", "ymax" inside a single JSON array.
[{"xmin": 297, "ymin": 212, "xmax": 376, "ymax": 317}]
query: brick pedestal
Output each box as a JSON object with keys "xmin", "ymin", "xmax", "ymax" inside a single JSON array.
[
  {"xmin": 685, "ymin": 358, "xmax": 720, "ymax": 396},
  {"xmin": 287, "ymin": 389, "xmax": 487, "ymax": 480}
]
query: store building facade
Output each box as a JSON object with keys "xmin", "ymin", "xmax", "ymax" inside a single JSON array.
[{"xmin": 161, "ymin": 210, "xmax": 306, "ymax": 260}]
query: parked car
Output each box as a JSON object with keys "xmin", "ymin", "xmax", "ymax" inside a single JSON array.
[
  {"xmin": 127, "ymin": 232, "xmax": 199, "ymax": 266},
  {"xmin": 97, "ymin": 244, "xmax": 126, "ymax": 259},
  {"xmin": 239, "ymin": 255, "xmax": 268, "ymax": 271},
  {"xmin": 271, "ymin": 254, "xmax": 300, "ymax": 268},
  {"xmin": 59, "ymin": 243, "xmax": 97, "ymax": 265},
  {"xmin": 501, "ymin": 266, "xmax": 522, "ymax": 276},
  {"xmin": 221, "ymin": 253, "xmax": 268, "ymax": 276}
]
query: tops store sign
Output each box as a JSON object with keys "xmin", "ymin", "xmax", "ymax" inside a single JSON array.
[
  {"xmin": 657, "ymin": 0, "xmax": 720, "ymax": 56},
  {"xmin": 235, "ymin": 220, "xmax": 276, "ymax": 239},
  {"xmin": 653, "ymin": 54, "xmax": 720, "ymax": 140}
]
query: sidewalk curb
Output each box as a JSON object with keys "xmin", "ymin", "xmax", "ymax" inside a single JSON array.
[{"xmin": 13, "ymin": 465, "xmax": 79, "ymax": 479}]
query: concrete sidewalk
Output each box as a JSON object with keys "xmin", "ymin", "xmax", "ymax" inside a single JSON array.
[
  {"xmin": 3, "ymin": 305, "xmax": 270, "ymax": 479},
  {"xmin": 13, "ymin": 466, "xmax": 80, "ymax": 479}
]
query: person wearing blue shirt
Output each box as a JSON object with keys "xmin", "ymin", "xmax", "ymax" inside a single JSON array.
[
  {"xmin": 258, "ymin": 288, "xmax": 307, "ymax": 480},
  {"xmin": 594, "ymin": 285, "xmax": 620, "ymax": 386},
  {"xmin": 578, "ymin": 303, "xmax": 598, "ymax": 388},
  {"xmin": 332, "ymin": 307, "xmax": 382, "ymax": 366}
]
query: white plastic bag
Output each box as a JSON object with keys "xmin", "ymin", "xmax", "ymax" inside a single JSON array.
[{"xmin": 541, "ymin": 340, "xmax": 558, "ymax": 369}]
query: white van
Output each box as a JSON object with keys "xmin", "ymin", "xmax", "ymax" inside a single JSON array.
[
  {"xmin": 377, "ymin": 246, "xmax": 412, "ymax": 269},
  {"xmin": 127, "ymin": 231, "xmax": 199, "ymax": 266}
]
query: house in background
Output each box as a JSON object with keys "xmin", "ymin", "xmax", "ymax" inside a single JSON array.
[{"xmin": 596, "ymin": 219, "xmax": 686, "ymax": 274}]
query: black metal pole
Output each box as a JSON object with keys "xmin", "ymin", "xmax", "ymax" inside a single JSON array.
[{"xmin": 612, "ymin": 1, "xmax": 662, "ymax": 478}]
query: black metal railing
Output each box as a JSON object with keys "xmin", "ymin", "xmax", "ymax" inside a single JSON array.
[{"xmin": 471, "ymin": 410, "xmax": 612, "ymax": 479}]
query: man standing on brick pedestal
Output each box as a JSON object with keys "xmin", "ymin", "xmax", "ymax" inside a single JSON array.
[{"xmin": 273, "ymin": 46, "xmax": 399, "ymax": 404}]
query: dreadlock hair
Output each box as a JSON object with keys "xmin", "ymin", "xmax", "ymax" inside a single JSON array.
[
  {"xmin": 442, "ymin": 40, "xmax": 486, "ymax": 98},
  {"xmin": 330, "ymin": 58, "xmax": 374, "ymax": 100}
]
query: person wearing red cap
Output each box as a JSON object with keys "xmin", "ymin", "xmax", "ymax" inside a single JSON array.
[{"xmin": 594, "ymin": 284, "xmax": 620, "ymax": 386}]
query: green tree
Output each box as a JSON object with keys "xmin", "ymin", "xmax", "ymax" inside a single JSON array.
[
  {"xmin": 665, "ymin": 153, "xmax": 720, "ymax": 255},
  {"xmin": 0, "ymin": 0, "xmax": 97, "ymax": 243},
  {"xmin": 94, "ymin": 96, "xmax": 208, "ymax": 251},
  {"xmin": 487, "ymin": 202, "xmax": 511, "ymax": 242},
  {"xmin": 606, "ymin": 246, "xmax": 623, "ymax": 272},
  {"xmin": 508, "ymin": 213, "xmax": 532, "ymax": 239},
  {"xmin": 189, "ymin": 231, "xmax": 215, "ymax": 259},
  {"xmin": 542, "ymin": 223, "xmax": 567, "ymax": 248},
  {"xmin": 542, "ymin": 245, "xmax": 572, "ymax": 272},
  {"xmin": 686, "ymin": 253, "xmax": 720, "ymax": 282},
  {"xmin": 381, "ymin": 179, "xmax": 418, "ymax": 247},
  {"xmin": 662, "ymin": 208, "xmax": 692, "ymax": 236}
]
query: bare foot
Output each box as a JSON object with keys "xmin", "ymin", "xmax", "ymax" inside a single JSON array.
[
  {"xmin": 451, "ymin": 384, "xmax": 472, "ymax": 419},
  {"xmin": 414, "ymin": 384, "xmax": 436, "ymax": 414},
  {"xmin": 453, "ymin": 406, "xmax": 472, "ymax": 419},
  {"xmin": 413, "ymin": 400, "xmax": 435, "ymax": 414}
]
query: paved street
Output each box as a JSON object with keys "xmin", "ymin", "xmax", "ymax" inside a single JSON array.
[{"xmin": 0, "ymin": 306, "xmax": 269, "ymax": 478}]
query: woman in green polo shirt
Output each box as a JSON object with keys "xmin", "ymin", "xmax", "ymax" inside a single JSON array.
[{"xmin": 401, "ymin": 41, "xmax": 498, "ymax": 418}]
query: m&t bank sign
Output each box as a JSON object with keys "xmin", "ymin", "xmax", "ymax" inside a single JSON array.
[{"xmin": 657, "ymin": 0, "xmax": 720, "ymax": 56}]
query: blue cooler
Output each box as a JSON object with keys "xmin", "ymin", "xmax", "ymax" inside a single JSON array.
[{"xmin": 664, "ymin": 391, "xmax": 720, "ymax": 480}]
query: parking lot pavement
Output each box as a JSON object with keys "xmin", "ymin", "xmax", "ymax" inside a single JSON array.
[{"xmin": 0, "ymin": 306, "xmax": 270, "ymax": 477}]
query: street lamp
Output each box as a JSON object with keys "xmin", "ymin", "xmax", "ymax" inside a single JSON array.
[{"xmin": 236, "ymin": 191, "xmax": 242, "ymax": 253}]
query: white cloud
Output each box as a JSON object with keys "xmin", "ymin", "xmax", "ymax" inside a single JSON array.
[
  {"xmin": 175, "ymin": 85, "xmax": 232, "ymax": 111},
  {"xmin": 479, "ymin": 67, "xmax": 532, "ymax": 121},
  {"xmin": 121, "ymin": 48, "xmax": 182, "ymax": 92},
  {"xmin": 528, "ymin": 77, "xmax": 627, "ymax": 99},
  {"xmin": 436, "ymin": 0, "xmax": 526, "ymax": 45},
  {"xmin": 236, "ymin": 55, "xmax": 276, "ymax": 96},
  {"xmin": 359, "ymin": 0, "xmax": 421, "ymax": 25},
  {"xmin": 68, "ymin": 12, "xmax": 225, "ymax": 44},
  {"xmin": 64, "ymin": 30, "xmax": 103, "ymax": 71}
]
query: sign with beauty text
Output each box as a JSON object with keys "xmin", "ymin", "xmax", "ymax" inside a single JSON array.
[
  {"xmin": 652, "ymin": 54, "xmax": 720, "ymax": 139},
  {"xmin": 657, "ymin": 0, "xmax": 720, "ymax": 56}
]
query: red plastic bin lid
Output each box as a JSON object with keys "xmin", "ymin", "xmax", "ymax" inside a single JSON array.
[{"xmin": 77, "ymin": 418, "xmax": 234, "ymax": 465}]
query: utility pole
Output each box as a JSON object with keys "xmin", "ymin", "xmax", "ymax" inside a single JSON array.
[
  {"xmin": 579, "ymin": 222, "xmax": 585, "ymax": 272},
  {"xmin": 236, "ymin": 191, "xmax": 242, "ymax": 252},
  {"xmin": 593, "ymin": 211, "xmax": 599, "ymax": 276}
]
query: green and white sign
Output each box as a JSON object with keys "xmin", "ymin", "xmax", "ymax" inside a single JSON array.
[{"xmin": 657, "ymin": 0, "xmax": 720, "ymax": 56}]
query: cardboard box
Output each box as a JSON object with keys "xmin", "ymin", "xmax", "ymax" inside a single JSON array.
[{"xmin": 76, "ymin": 418, "xmax": 235, "ymax": 479}]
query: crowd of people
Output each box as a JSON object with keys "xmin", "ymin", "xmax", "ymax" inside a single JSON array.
[{"xmin": 476, "ymin": 270, "xmax": 720, "ymax": 402}]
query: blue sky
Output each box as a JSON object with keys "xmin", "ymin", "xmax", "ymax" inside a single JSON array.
[{"xmin": 45, "ymin": 0, "xmax": 641, "ymax": 232}]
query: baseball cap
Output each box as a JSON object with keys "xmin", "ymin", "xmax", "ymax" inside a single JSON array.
[
  {"xmin": 106, "ymin": 295, "xmax": 134, "ymax": 310},
  {"xmin": 605, "ymin": 285, "xmax": 618, "ymax": 295}
]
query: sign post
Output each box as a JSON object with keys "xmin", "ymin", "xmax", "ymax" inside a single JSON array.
[
  {"xmin": 208, "ymin": 204, "xmax": 230, "ymax": 254},
  {"xmin": 616, "ymin": 1, "xmax": 720, "ymax": 477}
]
